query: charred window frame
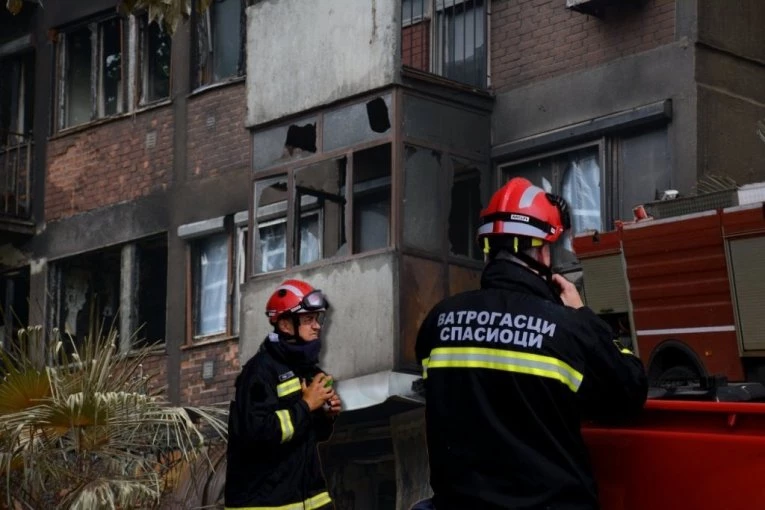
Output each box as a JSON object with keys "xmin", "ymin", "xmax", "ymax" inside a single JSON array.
[
  {"xmin": 193, "ymin": 0, "xmax": 246, "ymax": 88},
  {"xmin": 251, "ymin": 94, "xmax": 394, "ymax": 276},
  {"xmin": 182, "ymin": 216, "xmax": 247, "ymax": 342},
  {"xmin": 401, "ymin": 0, "xmax": 488, "ymax": 89},
  {"xmin": 0, "ymin": 50, "xmax": 34, "ymax": 147},
  {"xmin": 138, "ymin": 15, "xmax": 172, "ymax": 105},
  {"xmin": 499, "ymin": 141, "xmax": 607, "ymax": 272},
  {"xmin": 56, "ymin": 16, "xmax": 127, "ymax": 130}
]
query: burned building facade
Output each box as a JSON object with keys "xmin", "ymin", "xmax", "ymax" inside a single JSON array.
[{"xmin": 2, "ymin": 0, "xmax": 765, "ymax": 508}]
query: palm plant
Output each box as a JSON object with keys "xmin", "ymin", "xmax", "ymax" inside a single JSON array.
[{"xmin": 0, "ymin": 325, "xmax": 227, "ymax": 510}]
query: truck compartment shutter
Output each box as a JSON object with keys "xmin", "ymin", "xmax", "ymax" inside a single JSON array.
[
  {"xmin": 728, "ymin": 236, "xmax": 765, "ymax": 351},
  {"xmin": 580, "ymin": 254, "xmax": 629, "ymax": 314}
]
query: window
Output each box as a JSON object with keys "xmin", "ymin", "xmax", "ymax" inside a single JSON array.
[
  {"xmin": 195, "ymin": 0, "xmax": 244, "ymax": 86},
  {"xmin": 0, "ymin": 269, "xmax": 29, "ymax": 353},
  {"xmin": 192, "ymin": 234, "xmax": 229, "ymax": 337},
  {"xmin": 501, "ymin": 145, "xmax": 603, "ymax": 270},
  {"xmin": 449, "ymin": 158, "xmax": 484, "ymax": 260},
  {"xmin": 58, "ymin": 18, "xmax": 124, "ymax": 128},
  {"xmin": 140, "ymin": 16, "xmax": 171, "ymax": 104},
  {"xmin": 252, "ymin": 143, "xmax": 393, "ymax": 274},
  {"xmin": 0, "ymin": 51, "xmax": 34, "ymax": 146},
  {"xmin": 401, "ymin": 0, "xmax": 487, "ymax": 88}
]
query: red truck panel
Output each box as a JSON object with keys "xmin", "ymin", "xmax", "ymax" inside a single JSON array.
[{"xmin": 583, "ymin": 400, "xmax": 765, "ymax": 510}]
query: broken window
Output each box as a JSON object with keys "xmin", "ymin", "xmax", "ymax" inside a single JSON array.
[
  {"xmin": 449, "ymin": 158, "xmax": 486, "ymax": 260},
  {"xmin": 295, "ymin": 158, "xmax": 347, "ymax": 262},
  {"xmin": 59, "ymin": 18, "xmax": 125, "ymax": 128},
  {"xmin": 323, "ymin": 96, "xmax": 392, "ymax": 152},
  {"xmin": 233, "ymin": 224, "xmax": 247, "ymax": 334},
  {"xmin": 0, "ymin": 52, "xmax": 34, "ymax": 146},
  {"xmin": 253, "ymin": 118, "xmax": 318, "ymax": 170},
  {"xmin": 135, "ymin": 237, "xmax": 167, "ymax": 348},
  {"xmin": 403, "ymin": 146, "xmax": 445, "ymax": 253},
  {"xmin": 401, "ymin": 0, "xmax": 488, "ymax": 88},
  {"xmin": 253, "ymin": 175, "xmax": 289, "ymax": 273},
  {"xmin": 352, "ymin": 144, "xmax": 391, "ymax": 253},
  {"xmin": 501, "ymin": 146, "xmax": 603, "ymax": 270},
  {"xmin": 192, "ymin": 233, "xmax": 229, "ymax": 337},
  {"xmin": 56, "ymin": 248, "xmax": 121, "ymax": 354},
  {"xmin": 195, "ymin": 0, "xmax": 244, "ymax": 86},
  {"xmin": 140, "ymin": 16, "xmax": 171, "ymax": 104}
]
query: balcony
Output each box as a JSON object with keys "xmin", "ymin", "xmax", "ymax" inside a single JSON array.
[
  {"xmin": 0, "ymin": 130, "xmax": 34, "ymax": 234},
  {"xmin": 401, "ymin": 0, "xmax": 488, "ymax": 89}
]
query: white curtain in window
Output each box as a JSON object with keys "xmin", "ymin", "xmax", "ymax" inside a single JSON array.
[
  {"xmin": 197, "ymin": 235, "xmax": 228, "ymax": 336},
  {"xmin": 562, "ymin": 154, "xmax": 602, "ymax": 235}
]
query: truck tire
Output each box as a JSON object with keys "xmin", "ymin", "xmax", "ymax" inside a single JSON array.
[{"xmin": 655, "ymin": 364, "xmax": 700, "ymax": 387}]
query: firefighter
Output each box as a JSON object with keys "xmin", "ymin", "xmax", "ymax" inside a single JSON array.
[
  {"xmin": 415, "ymin": 177, "xmax": 648, "ymax": 510},
  {"xmin": 224, "ymin": 279, "xmax": 341, "ymax": 509}
]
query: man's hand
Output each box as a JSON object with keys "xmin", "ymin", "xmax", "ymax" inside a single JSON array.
[
  {"xmin": 552, "ymin": 274, "xmax": 585, "ymax": 309},
  {"xmin": 301, "ymin": 373, "xmax": 335, "ymax": 411},
  {"xmin": 324, "ymin": 392, "xmax": 342, "ymax": 417}
]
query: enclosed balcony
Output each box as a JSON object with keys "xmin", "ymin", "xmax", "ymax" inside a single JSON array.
[{"xmin": 0, "ymin": 130, "xmax": 34, "ymax": 235}]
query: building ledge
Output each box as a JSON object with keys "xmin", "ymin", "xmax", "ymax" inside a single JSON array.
[{"xmin": 0, "ymin": 215, "xmax": 34, "ymax": 236}]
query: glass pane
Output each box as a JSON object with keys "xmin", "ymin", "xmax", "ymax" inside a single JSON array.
[
  {"xmin": 194, "ymin": 234, "xmax": 229, "ymax": 336},
  {"xmin": 66, "ymin": 27, "xmax": 92, "ymax": 127},
  {"xmin": 295, "ymin": 158, "xmax": 347, "ymax": 263},
  {"xmin": 449, "ymin": 159, "xmax": 485, "ymax": 260},
  {"xmin": 402, "ymin": 0, "xmax": 425, "ymax": 22},
  {"xmin": 100, "ymin": 19, "xmax": 122, "ymax": 117},
  {"xmin": 403, "ymin": 146, "xmax": 444, "ymax": 253},
  {"xmin": 212, "ymin": 0, "xmax": 242, "ymax": 81},
  {"xmin": 323, "ymin": 95, "xmax": 392, "ymax": 152},
  {"xmin": 502, "ymin": 156, "xmax": 555, "ymax": 193},
  {"xmin": 145, "ymin": 20, "xmax": 171, "ymax": 102},
  {"xmin": 254, "ymin": 175, "xmax": 288, "ymax": 274},
  {"xmin": 438, "ymin": 0, "xmax": 486, "ymax": 88},
  {"xmin": 619, "ymin": 128, "xmax": 671, "ymax": 221},
  {"xmin": 252, "ymin": 117, "xmax": 318, "ymax": 170},
  {"xmin": 299, "ymin": 213, "xmax": 320, "ymax": 264},
  {"xmin": 353, "ymin": 144, "xmax": 391, "ymax": 253}
]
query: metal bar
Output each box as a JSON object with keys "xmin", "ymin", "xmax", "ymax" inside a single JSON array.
[
  {"xmin": 473, "ymin": 0, "xmax": 477, "ymax": 86},
  {"xmin": 13, "ymin": 140, "xmax": 20, "ymax": 215},
  {"xmin": 24, "ymin": 139, "xmax": 32, "ymax": 214}
]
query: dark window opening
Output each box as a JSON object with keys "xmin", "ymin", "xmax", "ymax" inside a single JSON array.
[
  {"xmin": 100, "ymin": 18, "xmax": 123, "ymax": 117},
  {"xmin": 0, "ymin": 51, "xmax": 34, "ymax": 146},
  {"xmin": 57, "ymin": 248, "xmax": 121, "ymax": 354},
  {"xmin": 136, "ymin": 237, "xmax": 167, "ymax": 348},
  {"xmin": 295, "ymin": 158, "xmax": 347, "ymax": 263},
  {"xmin": 0, "ymin": 269, "xmax": 30, "ymax": 353},
  {"xmin": 195, "ymin": 0, "xmax": 244, "ymax": 86},
  {"xmin": 142, "ymin": 18, "xmax": 172, "ymax": 103},
  {"xmin": 449, "ymin": 162, "xmax": 483, "ymax": 260},
  {"xmin": 353, "ymin": 144, "xmax": 391, "ymax": 254},
  {"xmin": 366, "ymin": 97, "xmax": 391, "ymax": 133},
  {"xmin": 285, "ymin": 123, "xmax": 317, "ymax": 155}
]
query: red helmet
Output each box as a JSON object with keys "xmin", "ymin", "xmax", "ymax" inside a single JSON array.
[
  {"xmin": 477, "ymin": 177, "xmax": 570, "ymax": 246},
  {"xmin": 265, "ymin": 279, "xmax": 329, "ymax": 324}
]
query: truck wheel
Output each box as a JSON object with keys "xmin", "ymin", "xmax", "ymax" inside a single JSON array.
[{"xmin": 655, "ymin": 364, "xmax": 700, "ymax": 387}]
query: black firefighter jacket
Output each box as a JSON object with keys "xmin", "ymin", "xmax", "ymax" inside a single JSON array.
[
  {"xmin": 415, "ymin": 259, "xmax": 648, "ymax": 510},
  {"xmin": 224, "ymin": 339, "xmax": 334, "ymax": 509}
]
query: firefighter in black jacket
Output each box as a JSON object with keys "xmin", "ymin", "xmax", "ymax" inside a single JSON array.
[
  {"xmin": 225, "ymin": 279, "xmax": 341, "ymax": 509},
  {"xmin": 415, "ymin": 177, "xmax": 648, "ymax": 510}
]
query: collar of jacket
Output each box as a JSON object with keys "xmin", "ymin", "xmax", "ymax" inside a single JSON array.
[{"xmin": 480, "ymin": 258, "xmax": 561, "ymax": 304}]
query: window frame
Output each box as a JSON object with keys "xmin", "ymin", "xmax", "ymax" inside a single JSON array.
[
  {"xmin": 56, "ymin": 15, "xmax": 129, "ymax": 130},
  {"xmin": 185, "ymin": 219, "xmax": 247, "ymax": 343},
  {"xmin": 0, "ymin": 49, "xmax": 34, "ymax": 147},
  {"xmin": 137, "ymin": 14, "xmax": 172, "ymax": 106},
  {"xmin": 192, "ymin": 0, "xmax": 246, "ymax": 89}
]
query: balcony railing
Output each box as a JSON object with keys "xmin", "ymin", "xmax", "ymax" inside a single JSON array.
[
  {"xmin": 0, "ymin": 130, "xmax": 33, "ymax": 221},
  {"xmin": 401, "ymin": 0, "xmax": 488, "ymax": 89}
]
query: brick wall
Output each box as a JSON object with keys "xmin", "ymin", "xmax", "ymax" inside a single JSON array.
[
  {"xmin": 402, "ymin": 21, "xmax": 431, "ymax": 72},
  {"xmin": 491, "ymin": 0, "xmax": 676, "ymax": 92},
  {"xmin": 180, "ymin": 339, "xmax": 240, "ymax": 406},
  {"xmin": 187, "ymin": 83, "xmax": 249, "ymax": 179},
  {"xmin": 140, "ymin": 350, "xmax": 170, "ymax": 398},
  {"xmin": 46, "ymin": 107, "xmax": 173, "ymax": 221}
]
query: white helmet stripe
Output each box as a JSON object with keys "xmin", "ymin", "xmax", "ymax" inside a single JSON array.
[
  {"xmin": 518, "ymin": 185, "xmax": 545, "ymax": 209},
  {"xmin": 276, "ymin": 284, "xmax": 305, "ymax": 298},
  {"xmin": 478, "ymin": 221, "xmax": 548, "ymax": 239}
]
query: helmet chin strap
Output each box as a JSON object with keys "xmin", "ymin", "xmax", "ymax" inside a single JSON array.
[{"xmin": 512, "ymin": 250, "xmax": 553, "ymax": 281}]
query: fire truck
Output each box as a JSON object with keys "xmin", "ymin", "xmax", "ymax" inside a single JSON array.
[
  {"xmin": 573, "ymin": 183, "xmax": 765, "ymax": 386},
  {"xmin": 571, "ymin": 184, "xmax": 765, "ymax": 509}
]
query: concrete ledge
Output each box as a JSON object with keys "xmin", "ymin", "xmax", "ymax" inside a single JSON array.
[{"xmin": 177, "ymin": 216, "xmax": 225, "ymax": 239}]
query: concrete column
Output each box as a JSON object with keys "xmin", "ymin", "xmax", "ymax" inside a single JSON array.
[{"xmin": 120, "ymin": 243, "xmax": 139, "ymax": 354}]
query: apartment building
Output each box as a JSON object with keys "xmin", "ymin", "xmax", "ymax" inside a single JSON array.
[{"xmin": 1, "ymin": 0, "xmax": 764, "ymax": 508}]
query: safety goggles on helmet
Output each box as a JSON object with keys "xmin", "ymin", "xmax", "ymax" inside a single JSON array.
[{"xmin": 300, "ymin": 290, "xmax": 328, "ymax": 313}]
